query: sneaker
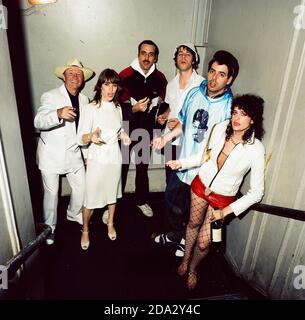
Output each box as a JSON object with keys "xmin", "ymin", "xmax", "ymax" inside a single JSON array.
[
  {"xmin": 175, "ymin": 238, "xmax": 185, "ymax": 257},
  {"xmin": 46, "ymin": 232, "xmax": 55, "ymax": 245},
  {"xmin": 137, "ymin": 203, "xmax": 153, "ymax": 217},
  {"xmin": 154, "ymin": 233, "xmax": 173, "ymax": 244},
  {"xmin": 102, "ymin": 210, "xmax": 109, "ymax": 225}
]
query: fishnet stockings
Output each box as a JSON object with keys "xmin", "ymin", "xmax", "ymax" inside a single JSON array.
[{"xmin": 179, "ymin": 191, "xmax": 213, "ymax": 276}]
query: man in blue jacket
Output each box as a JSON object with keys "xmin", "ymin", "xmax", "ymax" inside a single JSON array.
[{"xmin": 152, "ymin": 50, "xmax": 239, "ymax": 257}]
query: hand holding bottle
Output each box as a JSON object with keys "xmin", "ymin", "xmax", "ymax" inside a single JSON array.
[
  {"xmin": 209, "ymin": 206, "xmax": 233, "ymax": 222},
  {"xmin": 209, "ymin": 207, "xmax": 224, "ymax": 222}
]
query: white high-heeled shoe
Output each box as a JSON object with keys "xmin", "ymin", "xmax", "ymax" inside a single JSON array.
[
  {"xmin": 81, "ymin": 229, "xmax": 90, "ymax": 250},
  {"xmin": 107, "ymin": 223, "xmax": 117, "ymax": 241}
]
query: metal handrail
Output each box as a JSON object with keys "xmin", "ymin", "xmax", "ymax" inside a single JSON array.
[
  {"xmin": 5, "ymin": 223, "xmax": 51, "ymax": 278},
  {"xmin": 0, "ymin": 223, "xmax": 51, "ymax": 298},
  {"xmin": 252, "ymin": 202, "xmax": 305, "ymax": 221}
]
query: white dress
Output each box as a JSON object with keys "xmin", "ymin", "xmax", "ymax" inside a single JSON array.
[{"xmin": 77, "ymin": 101, "xmax": 123, "ymax": 209}]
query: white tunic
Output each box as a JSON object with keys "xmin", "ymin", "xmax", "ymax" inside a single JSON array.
[{"xmin": 77, "ymin": 101, "xmax": 123, "ymax": 209}]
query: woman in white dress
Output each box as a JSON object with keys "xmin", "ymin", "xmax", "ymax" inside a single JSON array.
[{"xmin": 77, "ymin": 69, "xmax": 131, "ymax": 249}]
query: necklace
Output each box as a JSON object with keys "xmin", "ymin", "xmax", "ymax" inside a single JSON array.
[{"xmin": 230, "ymin": 136, "xmax": 241, "ymax": 146}]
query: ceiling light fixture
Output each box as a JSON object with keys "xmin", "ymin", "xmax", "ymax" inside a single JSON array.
[
  {"xmin": 28, "ymin": 0, "xmax": 57, "ymax": 5},
  {"xmin": 21, "ymin": 0, "xmax": 57, "ymax": 16}
]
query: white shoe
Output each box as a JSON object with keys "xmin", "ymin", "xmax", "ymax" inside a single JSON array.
[
  {"xmin": 102, "ymin": 210, "xmax": 109, "ymax": 225},
  {"xmin": 137, "ymin": 203, "xmax": 153, "ymax": 217},
  {"xmin": 154, "ymin": 233, "xmax": 173, "ymax": 244},
  {"xmin": 46, "ymin": 232, "xmax": 55, "ymax": 245},
  {"xmin": 175, "ymin": 238, "xmax": 185, "ymax": 257}
]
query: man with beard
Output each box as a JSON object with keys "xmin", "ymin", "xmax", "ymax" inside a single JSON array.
[{"xmin": 152, "ymin": 50, "xmax": 239, "ymax": 257}]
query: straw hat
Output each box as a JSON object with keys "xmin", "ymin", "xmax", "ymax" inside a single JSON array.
[{"xmin": 54, "ymin": 58, "xmax": 94, "ymax": 81}]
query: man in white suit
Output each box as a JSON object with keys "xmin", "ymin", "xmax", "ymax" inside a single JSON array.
[{"xmin": 34, "ymin": 58, "xmax": 94, "ymax": 245}]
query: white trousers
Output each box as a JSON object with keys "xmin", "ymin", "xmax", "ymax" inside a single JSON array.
[{"xmin": 41, "ymin": 167, "xmax": 85, "ymax": 229}]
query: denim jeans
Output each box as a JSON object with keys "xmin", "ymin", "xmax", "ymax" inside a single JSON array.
[{"xmin": 164, "ymin": 173, "xmax": 191, "ymax": 243}]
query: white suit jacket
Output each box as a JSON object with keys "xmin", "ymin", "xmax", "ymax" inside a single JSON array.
[
  {"xmin": 34, "ymin": 84, "xmax": 89, "ymax": 174},
  {"xmin": 179, "ymin": 120, "xmax": 265, "ymax": 216}
]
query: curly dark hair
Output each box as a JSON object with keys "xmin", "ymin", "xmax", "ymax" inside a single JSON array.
[
  {"xmin": 226, "ymin": 94, "xmax": 265, "ymax": 141},
  {"xmin": 92, "ymin": 68, "xmax": 121, "ymax": 107}
]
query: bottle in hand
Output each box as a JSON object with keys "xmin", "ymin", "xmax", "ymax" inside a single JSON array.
[{"xmin": 211, "ymin": 208, "xmax": 223, "ymax": 254}]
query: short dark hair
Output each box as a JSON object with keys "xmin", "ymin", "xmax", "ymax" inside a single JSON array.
[
  {"xmin": 138, "ymin": 40, "xmax": 159, "ymax": 60},
  {"xmin": 174, "ymin": 45, "xmax": 199, "ymax": 70},
  {"xmin": 92, "ymin": 68, "xmax": 121, "ymax": 106},
  {"xmin": 226, "ymin": 94, "xmax": 265, "ymax": 141},
  {"xmin": 208, "ymin": 50, "xmax": 239, "ymax": 86}
]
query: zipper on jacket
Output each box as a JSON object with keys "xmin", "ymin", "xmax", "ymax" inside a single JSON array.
[
  {"xmin": 208, "ymin": 169, "xmax": 220, "ymax": 188},
  {"xmin": 208, "ymin": 144, "xmax": 238, "ymax": 188}
]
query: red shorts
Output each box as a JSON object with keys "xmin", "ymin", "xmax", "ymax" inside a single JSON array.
[{"xmin": 191, "ymin": 175, "xmax": 236, "ymax": 209}]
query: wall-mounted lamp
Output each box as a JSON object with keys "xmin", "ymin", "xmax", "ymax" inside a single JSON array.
[{"xmin": 21, "ymin": 0, "xmax": 57, "ymax": 16}]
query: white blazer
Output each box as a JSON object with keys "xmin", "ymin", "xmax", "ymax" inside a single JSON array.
[
  {"xmin": 34, "ymin": 84, "xmax": 89, "ymax": 174},
  {"xmin": 179, "ymin": 120, "xmax": 265, "ymax": 216}
]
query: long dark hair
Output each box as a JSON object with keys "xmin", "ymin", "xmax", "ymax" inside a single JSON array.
[
  {"xmin": 92, "ymin": 68, "xmax": 121, "ymax": 107},
  {"xmin": 226, "ymin": 94, "xmax": 265, "ymax": 142}
]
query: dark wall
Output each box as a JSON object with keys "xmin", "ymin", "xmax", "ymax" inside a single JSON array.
[{"xmin": 3, "ymin": 0, "xmax": 42, "ymax": 222}]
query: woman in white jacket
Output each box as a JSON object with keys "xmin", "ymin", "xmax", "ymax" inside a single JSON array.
[
  {"xmin": 77, "ymin": 69, "xmax": 131, "ymax": 250},
  {"xmin": 167, "ymin": 94, "xmax": 265, "ymax": 289}
]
